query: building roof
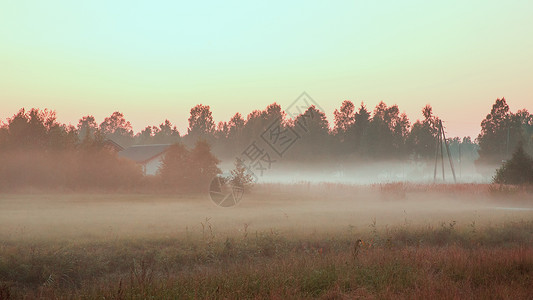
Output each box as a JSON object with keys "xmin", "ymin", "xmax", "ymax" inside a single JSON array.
[
  {"xmin": 118, "ymin": 144, "xmax": 171, "ymax": 164},
  {"xmin": 103, "ymin": 139, "xmax": 124, "ymax": 152}
]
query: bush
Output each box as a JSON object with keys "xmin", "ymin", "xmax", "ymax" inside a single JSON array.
[
  {"xmin": 493, "ymin": 142, "xmax": 533, "ymax": 185},
  {"xmin": 158, "ymin": 140, "xmax": 221, "ymax": 192},
  {"xmin": 229, "ymin": 158, "xmax": 255, "ymax": 192}
]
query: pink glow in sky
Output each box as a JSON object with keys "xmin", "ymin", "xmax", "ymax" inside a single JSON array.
[{"xmin": 1, "ymin": 1, "xmax": 531, "ymax": 139}]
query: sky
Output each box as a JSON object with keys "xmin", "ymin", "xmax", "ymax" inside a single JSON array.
[{"xmin": 1, "ymin": 0, "xmax": 532, "ymax": 138}]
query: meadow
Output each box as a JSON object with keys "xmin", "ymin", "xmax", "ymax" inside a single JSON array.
[{"xmin": 1, "ymin": 183, "xmax": 532, "ymax": 299}]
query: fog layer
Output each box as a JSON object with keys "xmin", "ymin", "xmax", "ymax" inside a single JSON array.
[{"xmin": 1, "ymin": 185, "xmax": 530, "ymax": 241}]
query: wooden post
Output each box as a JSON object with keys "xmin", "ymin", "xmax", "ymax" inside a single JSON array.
[{"xmin": 440, "ymin": 120, "xmax": 457, "ymax": 183}]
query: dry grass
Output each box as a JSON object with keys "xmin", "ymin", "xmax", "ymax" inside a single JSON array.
[
  {"xmin": 1, "ymin": 220, "xmax": 532, "ymax": 299},
  {"xmin": 0, "ymin": 185, "xmax": 532, "ymax": 299}
]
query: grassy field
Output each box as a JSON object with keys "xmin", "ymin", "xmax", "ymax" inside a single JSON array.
[{"xmin": 1, "ymin": 183, "xmax": 532, "ymax": 299}]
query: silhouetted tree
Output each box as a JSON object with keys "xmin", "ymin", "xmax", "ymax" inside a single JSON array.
[
  {"xmin": 136, "ymin": 126, "xmax": 155, "ymax": 145},
  {"xmin": 509, "ymin": 109, "xmax": 533, "ymax": 155},
  {"xmin": 333, "ymin": 100, "xmax": 356, "ymax": 155},
  {"xmin": 477, "ymin": 98, "xmax": 511, "ymax": 163},
  {"xmin": 135, "ymin": 119, "xmax": 181, "ymax": 145},
  {"xmin": 99, "ymin": 111, "xmax": 134, "ymax": 147},
  {"xmin": 48, "ymin": 123, "xmax": 77, "ymax": 151},
  {"xmin": 477, "ymin": 98, "xmax": 533, "ymax": 164},
  {"xmin": 493, "ymin": 142, "xmax": 533, "ymax": 185},
  {"xmin": 408, "ymin": 105, "xmax": 439, "ymax": 159},
  {"xmin": 72, "ymin": 138, "xmax": 142, "ymax": 190},
  {"xmin": 230, "ymin": 158, "xmax": 255, "ymax": 191},
  {"xmin": 158, "ymin": 141, "xmax": 221, "ymax": 191},
  {"xmin": 394, "ymin": 112, "xmax": 411, "ymax": 155},
  {"xmin": 263, "ymin": 103, "xmax": 286, "ymax": 125},
  {"xmin": 154, "ymin": 120, "xmax": 180, "ymax": 143},
  {"xmin": 0, "ymin": 124, "xmax": 8, "ymax": 152},
  {"xmin": 77, "ymin": 115, "xmax": 98, "ymax": 141},
  {"xmin": 6, "ymin": 108, "xmax": 55, "ymax": 150},
  {"xmin": 0, "ymin": 108, "xmax": 142, "ymax": 191},
  {"xmin": 333, "ymin": 100, "xmax": 355, "ymax": 136},
  {"xmin": 190, "ymin": 140, "xmax": 221, "ymax": 185},
  {"xmin": 228, "ymin": 112, "xmax": 245, "ymax": 139},
  {"xmin": 240, "ymin": 103, "xmax": 287, "ymax": 151},
  {"xmin": 226, "ymin": 112, "xmax": 246, "ymax": 153},
  {"xmin": 366, "ymin": 102, "xmax": 410, "ymax": 158},
  {"xmin": 158, "ymin": 143, "xmax": 191, "ymax": 190},
  {"xmin": 215, "ymin": 121, "xmax": 229, "ymax": 139},
  {"xmin": 212, "ymin": 112, "xmax": 246, "ymax": 158},
  {"xmin": 187, "ymin": 104, "xmax": 215, "ymax": 143},
  {"xmin": 14, "ymin": 98, "xmax": 533, "ymax": 190},
  {"xmin": 290, "ymin": 105, "xmax": 331, "ymax": 159},
  {"xmin": 241, "ymin": 110, "xmax": 264, "ymax": 147},
  {"xmin": 351, "ymin": 103, "xmax": 371, "ymax": 156}
]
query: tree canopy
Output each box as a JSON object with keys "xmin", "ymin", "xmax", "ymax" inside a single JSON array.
[
  {"xmin": 2, "ymin": 96, "xmax": 532, "ymax": 191},
  {"xmin": 493, "ymin": 142, "xmax": 533, "ymax": 185},
  {"xmin": 477, "ymin": 98, "xmax": 533, "ymax": 164}
]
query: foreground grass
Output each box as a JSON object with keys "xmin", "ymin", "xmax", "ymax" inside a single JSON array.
[{"xmin": 1, "ymin": 220, "xmax": 532, "ymax": 299}]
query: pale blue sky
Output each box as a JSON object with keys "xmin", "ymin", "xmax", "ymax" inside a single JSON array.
[{"xmin": 1, "ymin": 1, "xmax": 532, "ymax": 137}]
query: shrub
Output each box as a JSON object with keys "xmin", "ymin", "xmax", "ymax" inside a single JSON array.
[
  {"xmin": 229, "ymin": 158, "xmax": 255, "ymax": 192},
  {"xmin": 158, "ymin": 140, "xmax": 221, "ymax": 192},
  {"xmin": 493, "ymin": 142, "xmax": 533, "ymax": 185}
]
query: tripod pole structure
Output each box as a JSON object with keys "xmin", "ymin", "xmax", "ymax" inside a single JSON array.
[
  {"xmin": 440, "ymin": 124, "xmax": 445, "ymax": 181},
  {"xmin": 433, "ymin": 119, "xmax": 457, "ymax": 183},
  {"xmin": 433, "ymin": 124, "xmax": 440, "ymax": 183},
  {"xmin": 440, "ymin": 120, "xmax": 457, "ymax": 183}
]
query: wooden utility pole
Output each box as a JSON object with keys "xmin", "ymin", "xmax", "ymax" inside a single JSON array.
[{"xmin": 433, "ymin": 120, "xmax": 457, "ymax": 183}]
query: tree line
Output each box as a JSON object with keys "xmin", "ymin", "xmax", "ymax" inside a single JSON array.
[
  {"xmin": 184, "ymin": 98, "xmax": 530, "ymax": 163},
  {"xmin": 0, "ymin": 97, "xmax": 531, "ymax": 191}
]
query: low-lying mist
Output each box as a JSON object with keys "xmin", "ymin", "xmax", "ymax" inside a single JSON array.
[
  {"xmin": 1, "ymin": 184, "xmax": 531, "ymax": 242},
  {"xmin": 219, "ymin": 159, "xmax": 494, "ymax": 185}
]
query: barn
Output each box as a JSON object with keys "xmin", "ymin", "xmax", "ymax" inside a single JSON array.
[
  {"xmin": 118, "ymin": 144, "xmax": 171, "ymax": 175},
  {"xmin": 103, "ymin": 139, "xmax": 124, "ymax": 152}
]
